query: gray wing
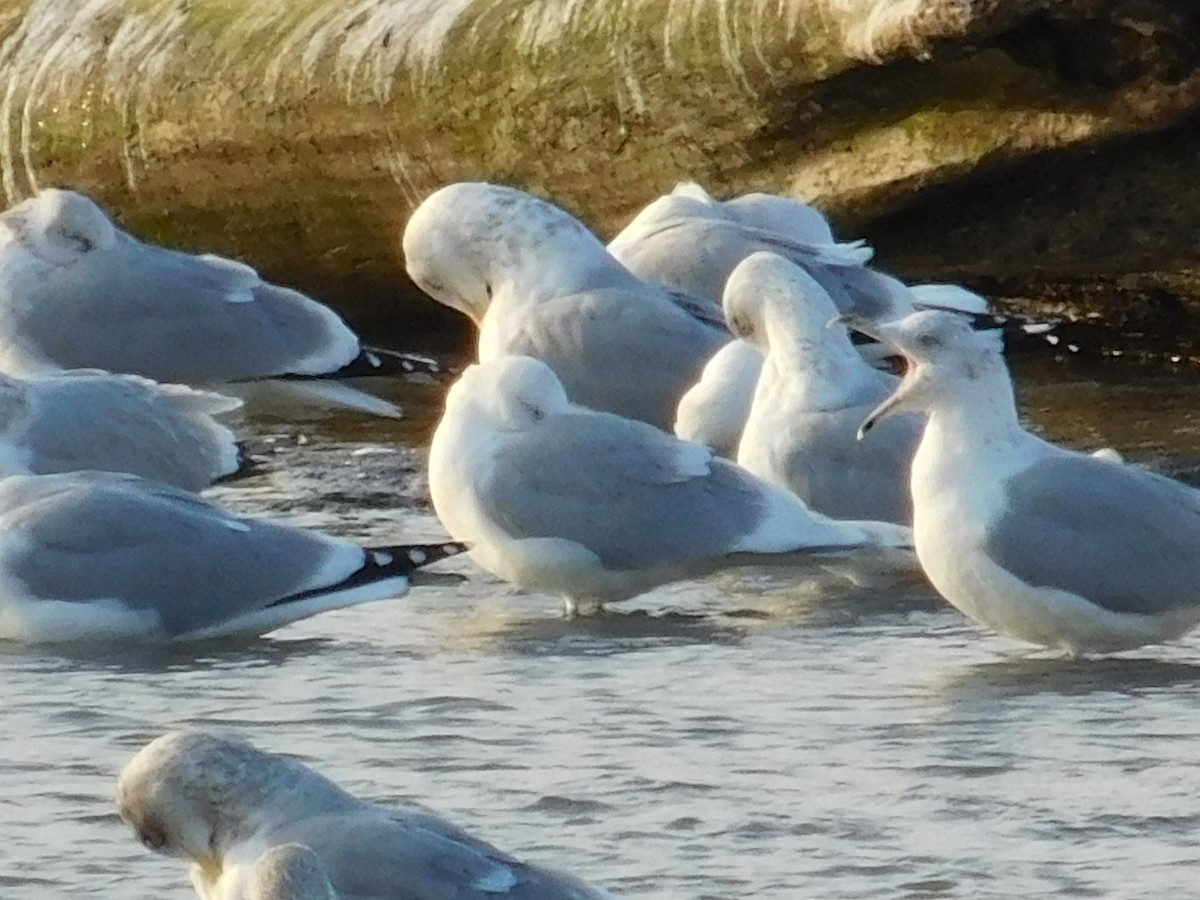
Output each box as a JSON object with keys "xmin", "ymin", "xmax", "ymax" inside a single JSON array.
[
  {"xmin": 779, "ymin": 404, "xmax": 920, "ymax": 525},
  {"xmin": 5, "ymin": 232, "xmax": 359, "ymax": 381},
  {"xmin": 278, "ymin": 806, "xmax": 609, "ymax": 900},
  {"xmin": 20, "ymin": 373, "xmax": 238, "ymax": 490},
  {"xmin": 483, "ymin": 412, "xmax": 764, "ymax": 570},
  {"xmin": 661, "ymin": 287, "xmax": 728, "ymax": 331},
  {"xmin": 504, "ymin": 288, "xmax": 728, "ymax": 428},
  {"xmin": 611, "ymin": 217, "xmax": 903, "ymax": 319},
  {"xmin": 983, "ymin": 455, "xmax": 1200, "ymax": 615},
  {"xmin": 0, "ymin": 472, "xmax": 356, "ymax": 635}
]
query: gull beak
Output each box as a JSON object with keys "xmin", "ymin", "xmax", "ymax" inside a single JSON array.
[
  {"xmin": 858, "ymin": 388, "xmax": 906, "ymax": 440},
  {"xmin": 829, "ymin": 315, "xmax": 914, "ymax": 440},
  {"xmin": 829, "ymin": 313, "xmax": 887, "ymax": 342}
]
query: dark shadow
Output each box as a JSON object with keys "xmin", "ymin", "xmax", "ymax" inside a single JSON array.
[
  {"xmin": 0, "ymin": 634, "xmax": 343, "ymax": 675},
  {"xmin": 931, "ymin": 653, "xmax": 1200, "ymax": 702},
  {"xmin": 436, "ymin": 602, "xmax": 748, "ymax": 657}
]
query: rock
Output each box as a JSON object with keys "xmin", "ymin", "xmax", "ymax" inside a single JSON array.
[{"xmin": 0, "ymin": 0, "xmax": 1196, "ymax": 345}]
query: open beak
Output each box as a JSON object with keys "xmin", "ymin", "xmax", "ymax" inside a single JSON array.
[
  {"xmin": 829, "ymin": 315, "xmax": 914, "ymax": 440},
  {"xmin": 830, "ymin": 313, "xmax": 889, "ymax": 343},
  {"xmin": 858, "ymin": 387, "xmax": 908, "ymax": 440}
]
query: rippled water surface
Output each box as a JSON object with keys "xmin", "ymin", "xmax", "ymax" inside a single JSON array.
[{"xmin": 5, "ymin": 359, "xmax": 1200, "ymax": 899}]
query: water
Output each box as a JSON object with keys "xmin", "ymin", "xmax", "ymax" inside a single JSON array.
[{"xmin": 4, "ymin": 359, "xmax": 1200, "ymax": 899}]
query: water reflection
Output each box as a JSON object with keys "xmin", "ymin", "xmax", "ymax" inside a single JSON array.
[{"xmin": 930, "ymin": 654, "xmax": 1200, "ymax": 702}]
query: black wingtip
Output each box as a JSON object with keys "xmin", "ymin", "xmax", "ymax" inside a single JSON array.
[
  {"xmin": 368, "ymin": 541, "xmax": 470, "ymax": 588},
  {"xmin": 337, "ymin": 348, "xmax": 445, "ymax": 380},
  {"xmin": 212, "ymin": 442, "xmax": 270, "ymax": 485},
  {"xmin": 277, "ymin": 348, "xmax": 448, "ymax": 382},
  {"xmin": 366, "ymin": 541, "xmax": 469, "ymax": 574},
  {"xmin": 266, "ymin": 542, "xmax": 469, "ymax": 609}
]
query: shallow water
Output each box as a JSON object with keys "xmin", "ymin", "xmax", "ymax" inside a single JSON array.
[{"xmin": 5, "ymin": 358, "xmax": 1200, "ymax": 900}]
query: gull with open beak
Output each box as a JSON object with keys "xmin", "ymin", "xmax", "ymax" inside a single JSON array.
[{"xmin": 846, "ymin": 308, "xmax": 1200, "ymax": 656}]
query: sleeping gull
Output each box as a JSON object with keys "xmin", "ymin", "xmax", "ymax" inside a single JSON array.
[
  {"xmin": 403, "ymin": 182, "xmax": 728, "ymax": 429},
  {"xmin": 428, "ymin": 355, "xmax": 912, "ymax": 615},
  {"xmin": 0, "ymin": 370, "xmax": 248, "ymax": 491},
  {"xmin": 607, "ymin": 181, "xmax": 909, "ymax": 318},
  {"xmin": 851, "ymin": 309, "xmax": 1200, "ymax": 655},
  {"xmin": 729, "ymin": 253, "xmax": 920, "ymax": 524},
  {"xmin": 117, "ymin": 730, "xmax": 613, "ymax": 900},
  {"xmin": 0, "ymin": 471, "xmax": 465, "ymax": 643},
  {"xmin": 0, "ymin": 188, "xmax": 440, "ymax": 416},
  {"xmin": 608, "ymin": 181, "xmax": 836, "ymax": 254}
]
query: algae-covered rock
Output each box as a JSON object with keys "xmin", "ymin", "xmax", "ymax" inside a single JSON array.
[{"xmin": 0, "ymin": 0, "xmax": 1197, "ymax": 343}]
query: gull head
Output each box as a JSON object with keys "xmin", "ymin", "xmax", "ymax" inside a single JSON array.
[
  {"xmin": 116, "ymin": 731, "xmax": 287, "ymax": 874},
  {"xmin": 723, "ymin": 251, "xmax": 843, "ymax": 353},
  {"xmin": 403, "ymin": 182, "xmax": 606, "ymax": 323},
  {"xmin": 447, "ymin": 355, "xmax": 570, "ymax": 432},
  {"xmin": 0, "ymin": 188, "xmax": 117, "ymax": 264},
  {"xmin": 844, "ymin": 309, "xmax": 1001, "ymax": 437}
]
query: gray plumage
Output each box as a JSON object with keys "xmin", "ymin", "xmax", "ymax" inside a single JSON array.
[
  {"xmin": 484, "ymin": 413, "xmax": 763, "ymax": 572},
  {"xmin": 0, "ymin": 189, "xmax": 361, "ymax": 382},
  {"xmin": 428, "ymin": 355, "xmax": 912, "ymax": 612},
  {"xmin": 0, "ymin": 472, "xmax": 460, "ymax": 641},
  {"xmin": 853, "ymin": 308, "xmax": 1200, "ymax": 653},
  {"xmin": 117, "ymin": 731, "xmax": 613, "ymax": 900},
  {"xmin": 752, "ymin": 393, "xmax": 920, "ymax": 524},
  {"xmin": 0, "ymin": 370, "xmax": 243, "ymax": 490},
  {"xmin": 403, "ymin": 182, "xmax": 728, "ymax": 430},
  {"xmin": 729, "ymin": 253, "xmax": 920, "ymax": 524},
  {"xmin": 983, "ymin": 455, "xmax": 1200, "ymax": 617},
  {"xmin": 486, "ymin": 287, "xmax": 728, "ymax": 428},
  {"xmin": 610, "ymin": 213, "xmax": 908, "ymax": 319}
]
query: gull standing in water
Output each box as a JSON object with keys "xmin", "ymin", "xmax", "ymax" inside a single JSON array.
[
  {"xmin": 428, "ymin": 355, "xmax": 912, "ymax": 615},
  {"xmin": 851, "ymin": 309, "xmax": 1200, "ymax": 655},
  {"xmin": 403, "ymin": 182, "xmax": 728, "ymax": 430},
  {"xmin": 117, "ymin": 731, "xmax": 614, "ymax": 900},
  {"xmin": 0, "ymin": 471, "xmax": 464, "ymax": 643},
  {"xmin": 0, "ymin": 370, "xmax": 248, "ymax": 490},
  {"xmin": 0, "ymin": 189, "xmax": 440, "ymax": 416},
  {"xmin": 729, "ymin": 253, "xmax": 920, "ymax": 524}
]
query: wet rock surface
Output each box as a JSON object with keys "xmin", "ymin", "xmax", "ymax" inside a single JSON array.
[{"xmin": 0, "ymin": 0, "xmax": 1197, "ymax": 347}]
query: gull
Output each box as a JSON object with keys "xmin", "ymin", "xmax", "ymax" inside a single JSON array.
[
  {"xmin": 0, "ymin": 188, "xmax": 441, "ymax": 416},
  {"xmin": 729, "ymin": 253, "xmax": 920, "ymax": 524},
  {"xmin": 851, "ymin": 309, "xmax": 1200, "ymax": 655},
  {"xmin": 607, "ymin": 181, "xmax": 907, "ymax": 317},
  {"xmin": 117, "ymin": 730, "xmax": 614, "ymax": 900},
  {"xmin": 608, "ymin": 181, "xmax": 836, "ymax": 255},
  {"xmin": 428, "ymin": 355, "xmax": 912, "ymax": 615},
  {"xmin": 0, "ymin": 471, "xmax": 465, "ymax": 643},
  {"xmin": 609, "ymin": 184, "xmax": 958, "ymax": 451},
  {"xmin": 403, "ymin": 182, "xmax": 728, "ymax": 430},
  {"xmin": 0, "ymin": 370, "xmax": 248, "ymax": 491}
]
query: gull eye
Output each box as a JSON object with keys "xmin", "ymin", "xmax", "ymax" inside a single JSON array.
[
  {"xmin": 917, "ymin": 333, "xmax": 940, "ymax": 349},
  {"xmin": 138, "ymin": 825, "xmax": 167, "ymax": 851}
]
